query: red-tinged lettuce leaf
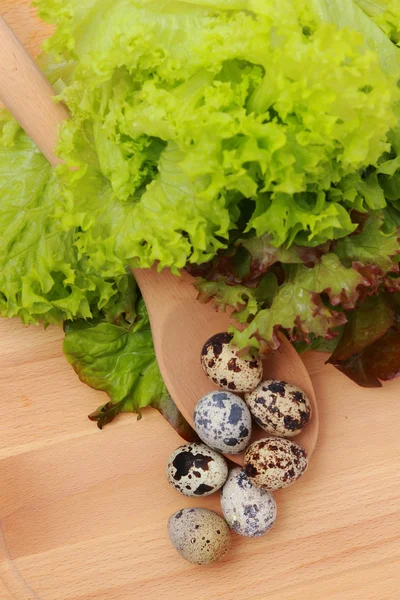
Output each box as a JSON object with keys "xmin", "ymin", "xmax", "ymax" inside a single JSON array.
[
  {"xmin": 238, "ymin": 237, "xmax": 302, "ymax": 280},
  {"xmin": 195, "ymin": 272, "xmax": 278, "ymax": 324},
  {"xmin": 196, "ymin": 279, "xmax": 259, "ymax": 316},
  {"xmin": 63, "ymin": 299, "xmax": 198, "ymax": 440},
  {"xmin": 197, "ymin": 253, "xmax": 368, "ymax": 352},
  {"xmin": 383, "ymin": 274, "xmax": 400, "ymax": 292},
  {"xmin": 328, "ymin": 294, "xmax": 400, "ymax": 387},
  {"xmin": 188, "ymin": 234, "xmax": 329, "ymax": 288},
  {"xmin": 360, "ymin": 327, "xmax": 400, "ymax": 381},
  {"xmin": 193, "ymin": 213, "xmax": 400, "ymax": 355},
  {"xmin": 329, "ymin": 295, "xmax": 394, "ymax": 361},
  {"xmin": 329, "ymin": 327, "xmax": 400, "ymax": 387},
  {"xmin": 186, "ymin": 246, "xmax": 254, "ymax": 287},
  {"xmin": 231, "ymin": 254, "xmax": 366, "ymax": 351},
  {"xmin": 335, "ymin": 212, "xmax": 400, "ymax": 302}
]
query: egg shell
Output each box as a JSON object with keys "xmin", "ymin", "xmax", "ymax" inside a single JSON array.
[
  {"xmin": 168, "ymin": 508, "xmax": 230, "ymax": 565},
  {"xmin": 166, "ymin": 443, "xmax": 228, "ymax": 497},
  {"xmin": 194, "ymin": 391, "xmax": 252, "ymax": 454},
  {"xmin": 201, "ymin": 332, "xmax": 263, "ymax": 393},
  {"xmin": 245, "ymin": 380, "xmax": 311, "ymax": 438},
  {"xmin": 244, "ymin": 437, "xmax": 308, "ymax": 491},
  {"xmin": 221, "ymin": 467, "xmax": 277, "ymax": 537}
]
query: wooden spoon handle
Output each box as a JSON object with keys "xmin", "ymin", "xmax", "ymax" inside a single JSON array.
[{"xmin": 0, "ymin": 16, "xmax": 68, "ymax": 166}]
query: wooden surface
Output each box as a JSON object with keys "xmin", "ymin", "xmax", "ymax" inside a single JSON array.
[{"xmin": 1, "ymin": 4, "xmax": 400, "ymax": 599}]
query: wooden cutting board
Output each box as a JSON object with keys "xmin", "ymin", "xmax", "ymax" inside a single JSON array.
[{"xmin": 1, "ymin": 4, "xmax": 400, "ymax": 599}]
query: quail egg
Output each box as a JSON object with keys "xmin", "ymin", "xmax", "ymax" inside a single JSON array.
[
  {"xmin": 244, "ymin": 437, "xmax": 308, "ymax": 490},
  {"xmin": 201, "ymin": 332, "xmax": 263, "ymax": 393},
  {"xmin": 245, "ymin": 380, "xmax": 311, "ymax": 437},
  {"xmin": 168, "ymin": 508, "xmax": 230, "ymax": 565},
  {"xmin": 221, "ymin": 467, "xmax": 277, "ymax": 537},
  {"xmin": 166, "ymin": 443, "xmax": 228, "ymax": 497},
  {"xmin": 194, "ymin": 391, "xmax": 252, "ymax": 454}
]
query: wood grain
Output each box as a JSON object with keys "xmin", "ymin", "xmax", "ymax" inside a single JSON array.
[
  {"xmin": 1, "ymin": 4, "xmax": 400, "ymax": 599},
  {"xmin": 0, "ymin": 15, "xmax": 69, "ymax": 165}
]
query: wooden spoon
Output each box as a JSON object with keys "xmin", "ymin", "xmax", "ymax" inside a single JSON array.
[{"xmin": 0, "ymin": 16, "xmax": 318, "ymax": 463}]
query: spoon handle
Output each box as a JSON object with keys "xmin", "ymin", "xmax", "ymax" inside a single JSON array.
[{"xmin": 0, "ymin": 16, "xmax": 68, "ymax": 166}]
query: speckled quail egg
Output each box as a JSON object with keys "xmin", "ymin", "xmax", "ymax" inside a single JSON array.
[
  {"xmin": 244, "ymin": 437, "xmax": 308, "ymax": 491},
  {"xmin": 201, "ymin": 332, "xmax": 263, "ymax": 393},
  {"xmin": 194, "ymin": 391, "xmax": 252, "ymax": 454},
  {"xmin": 221, "ymin": 468, "xmax": 277, "ymax": 537},
  {"xmin": 168, "ymin": 508, "xmax": 230, "ymax": 565},
  {"xmin": 166, "ymin": 443, "xmax": 228, "ymax": 497},
  {"xmin": 245, "ymin": 380, "xmax": 311, "ymax": 438}
]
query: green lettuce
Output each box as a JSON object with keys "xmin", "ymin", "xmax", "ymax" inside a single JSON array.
[
  {"xmin": 355, "ymin": 0, "xmax": 400, "ymax": 43},
  {"xmin": 35, "ymin": 0, "xmax": 400, "ymax": 272},
  {"xmin": 311, "ymin": 0, "xmax": 400, "ymax": 73},
  {"xmin": 195, "ymin": 212, "xmax": 400, "ymax": 351},
  {"xmin": 0, "ymin": 114, "xmax": 132, "ymax": 324},
  {"xmin": 1, "ymin": 0, "xmax": 400, "ymax": 393},
  {"xmin": 64, "ymin": 298, "xmax": 198, "ymax": 438}
]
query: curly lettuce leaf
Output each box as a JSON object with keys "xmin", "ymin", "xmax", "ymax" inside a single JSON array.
[
  {"xmin": 311, "ymin": 0, "xmax": 400, "ymax": 74},
  {"xmin": 188, "ymin": 233, "xmax": 330, "ymax": 287},
  {"xmin": 230, "ymin": 254, "xmax": 366, "ymax": 350},
  {"xmin": 0, "ymin": 116, "xmax": 131, "ymax": 324},
  {"xmin": 196, "ymin": 252, "xmax": 366, "ymax": 350},
  {"xmin": 194, "ymin": 211, "xmax": 400, "ymax": 351},
  {"xmin": 335, "ymin": 211, "xmax": 400, "ymax": 271},
  {"xmin": 2, "ymin": 0, "xmax": 400, "ymax": 390},
  {"xmin": 33, "ymin": 0, "xmax": 400, "ymax": 271},
  {"xmin": 196, "ymin": 271, "xmax": 278, "ymax": 323},
  {"xmin": 63, "ymin": 299, "xmax": 198, "ymax": 439}
]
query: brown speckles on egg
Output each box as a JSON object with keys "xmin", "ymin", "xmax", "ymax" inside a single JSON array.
[
  {"xmin": 267, "ymin": 381, "xmax": 286, "ymax": 396},
  {"xmin": 292, "ymin": 390, "xmax": 304, "ymax": 403},
  {"xmin": 166, "ymin": 443, "xmax": 228, "ymax": 497},
  {"xmin": 168, "ymin": 508, "xmax": 230, "ymax": 565},
  {"xmin": 244, "ymin": 437, "xmax": 308, "ymax": 491},
  {"xmin": 201, "ymin": 332, "xmax": 263, "ymax": 393},
  {"xmin": 227, "ymin": 357, "xmax": 241, "ymax": 372},
  {"xmin": 245, "ymin": 380, "xmax": 311, "ymax": 437},
  {"xmin": 201, "ymin": 332, "xmax": 232, "ymax": 357}
]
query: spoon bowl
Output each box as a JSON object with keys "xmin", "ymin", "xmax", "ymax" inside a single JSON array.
[
  {"xmin": 135, "ymin": 267, "xmax": 318, "ymax": 463},
  {"xmin": 0, "ymin": 15, "xmax": 319, "ymax": 462}
]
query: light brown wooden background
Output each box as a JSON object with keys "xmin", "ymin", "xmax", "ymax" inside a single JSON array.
[{"xmin": 1, "ymin": 3, "xmax": 400, "ymax": 599}]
